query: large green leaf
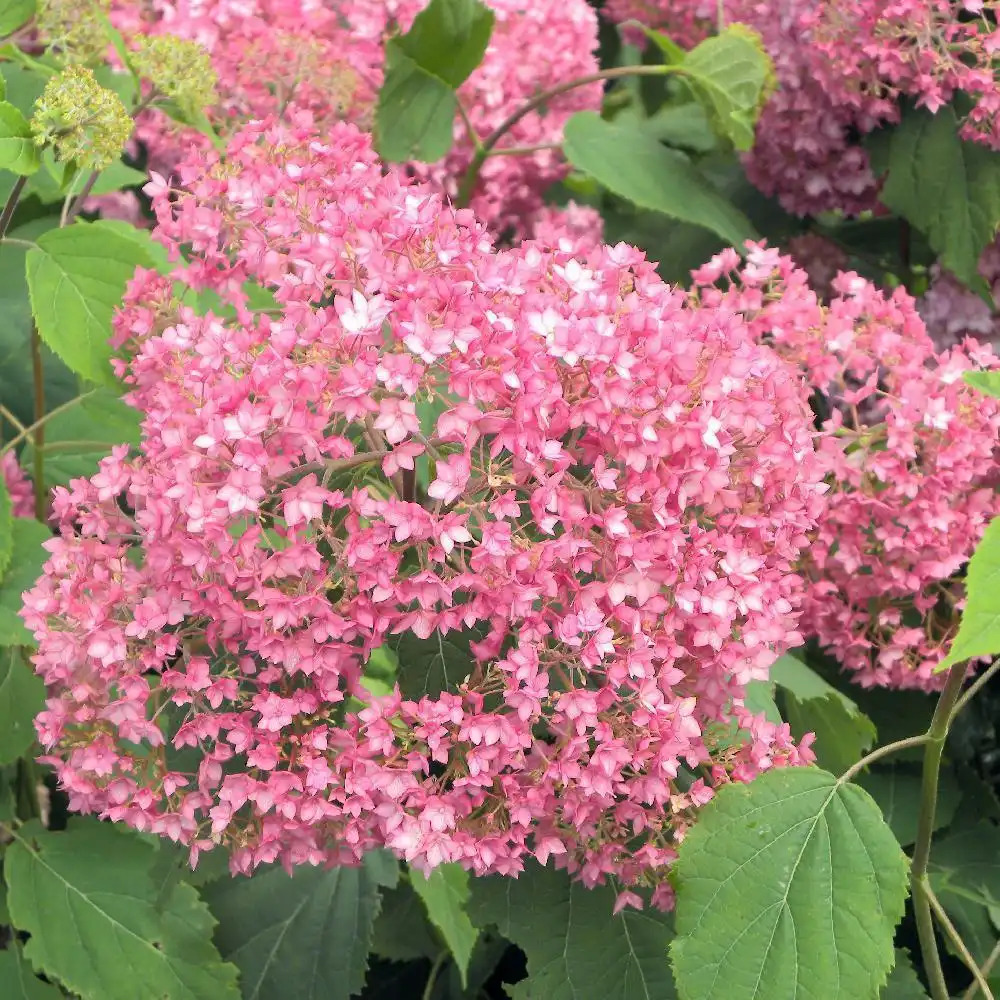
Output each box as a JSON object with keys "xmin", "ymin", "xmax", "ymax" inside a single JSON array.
[
  {"xmin": 203, "ymin": 851, "xmax": 399, "ymax": 1000},
  {"xmin": 0, "ymin": 517, "xmax": 51, "ymax": 646},
  {"xmin": 881, "ymin": 950, "xmax": 928, "ymax": 1000},
  {"xmin": 26, "ymin": 219, "xmax": 153, "ymax": 388},
  {"xmin": 870, "ymin": 104, "xmax": 1000, "ymax": 294},
  {"xmin": 5, "ymin": 819, "xmax": 241, "ymax": 1000},
  {"xmin": 0, "ymin": 645, "xmax": 44, "ymax": 763},
  {"xmin": 939, "ymin": 516, "xmax": 1000, "ymax": 669},
  {"xmin": 0, "ymin": 216, "xmax": 79, "ymax": 429},
  {"xmin": 392, "ymin": 625, "xmax": 485, "ymax": 701},
  {"xmin": 374, "ymin": 0, "xmax": 493, "ymax": 163},
  {"xmin": 671, "ymin": 767, "xmax": 908, "ymax": 1000},
  {"xmin": 0, "ymin": 100, "xmax": 39, "ymax": 175},
  {"xmin": 678, "ymin": 24, "xmax": 772, "ymax": 151},
  {"xmin": 0, "ymin": 0, "xmax": 35, "ymax": 36},
  {"xmin": 410, "ymin": 864, "xmax": 479, "ymax": 986},
  {"xmin": 771, "ymin": 654, "xmax": 876, "ymax": 774},
  {"xmin": 562, "ymin": 112, "xmax": 757, "ymax": 247},
  {"xmin": 858, "ymin": 762, "xmax": 960, "ymax": 848},
  {"xmin": 468, "ymin": 863, "xmax": 676, "ymax": 1000},
  {"xmin": 375, "ymin": 47, "xmax": 456, "ymax": 163},
  {"xmin": 394, "ymin": 0, "xmax": 494, "ymax": 89},
  {"xmin": 0, "ymin": 944, "xmax": 64, "ymax": 1000}
]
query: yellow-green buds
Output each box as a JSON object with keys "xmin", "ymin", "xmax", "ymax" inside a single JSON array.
[
  {"xmin": 30, "ymin": 66, "xmax": 133, "ymax": 171},
  {"xmin": 130, "ymin": 34, "xmax": 218, "ymax": 118},
  {"xmin": 36, "ymin": 0, "xmax": 111, "ymax": 64}
]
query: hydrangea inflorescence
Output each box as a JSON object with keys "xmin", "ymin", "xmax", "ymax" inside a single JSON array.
[{"xmin": 23, "ymin": 117, "xmax": 828, "ymax": 903}]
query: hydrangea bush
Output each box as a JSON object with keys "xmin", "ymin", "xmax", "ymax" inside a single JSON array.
[{"xmin": 0, "ymin": 0, "xmax": 999, "ymax": 998}]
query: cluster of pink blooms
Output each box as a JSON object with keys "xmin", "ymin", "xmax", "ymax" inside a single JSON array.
[
  {"xmin": 22, "ymin": 117, "xmax": 827, "ymax": 901},
  {"xmin": 2, "ymin": 452, "xmax": 35, "ymax": 518},
  {"xmin": 111, "ymin": 0, "xmax": 602, "ymax": 239},
  {"xmin": 692, "ymin": 244, "xmax": 1000, "ymax": 689},
  {"xmin": 601, "ymin": 0, "xmax": 1000, "ymax": 217}
]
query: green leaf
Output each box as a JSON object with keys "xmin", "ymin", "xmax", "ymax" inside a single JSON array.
[
  {"xmin": 0, "ymin": 0, "xmax": 35, "ymax": 37},
  {"xmin": 0, "ymin": 517, "xmax": 51, "ymax": 646},
  {"xmin": 939, "ymin": 516, "xmax": 1000, "ymax": 669},
  {"xmin": 858, "ymin": 762, "xmax": 960, "ymax": 848},
  {"xmin": 0, "ymin": 471, "xmax": 12, "ymax": 579},
  {"xmin": 392, "ymin": 625, "xmax": 485, "ymax": 701},
  {"xmin": 671, "ymin": 767, "xmax": 909, "ymax": 1000},
  {"xmin": 562, "ymin": 112, "xmax": 757, "ymax": 247},
  {"xmin": 203, "ymin": 851, "xmax": 399, "ymax": 1000},
  {"xmin": 0, "ymin": 646, "xmax": 44, "ymax": 763},
  {"xmin": 410, "ymin": 863, "xmax": 479, "ymax": 986},
  {"xmin": 771, "ymin": 653, "xmax": 877, "ymax": 773},
  {"xmin": 375, "ymin": 46, "xmax": 457, "ymax": 163},
  {"xmin": 678, "ymin": 24, "xmax": 773, "ymax": 151},
  {"xmin": 468, "ymin": 863, "xmax": 676, "ymax": 1000},
  {"xmin": 881, "ymin": 950, "xmax": 928, "ymax": 1000},
  {"xmin": 0, "ymin": 100, "xmax": 39, "ymax": 174},
  {"xmin": 26, "ymin": 219, "xmax": 153, "ymax": 388},
  {"xmin": 370, "ymin": 883, "xmax": 440, "ymax": 962},
  {"xmin": 5, "ymin": 819, "xmax": 241, "ymax": 1000},
  {"xmin": 394, "ymin": 0, "xmax": 494, "ymax": 89},
  {"xmin": 0, "ymin": 944, "xmax": 64, "ymax": 1000},
  {"xmin": 964, "ymin": 371, "xmax": 1000, "ymax": 399},
  {"xmin": 870, "ymin": 104, "xmax": 1000, "ymax": 294}
]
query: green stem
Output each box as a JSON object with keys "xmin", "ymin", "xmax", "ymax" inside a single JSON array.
[
  {"xmin": 950, "ymin": 657, "xmax": 1000, "ymax": 724},
  {"xmin": 838, "ymin": 734, "xmax": 931, "ymax": 784},
  {"xmin": 965, "ymin": 939, "xmax": 1000, "ymax": 999},
  {"xmin": 0, "ymin": 174, "xmax": 28, "ymax": 242},
  {"xmin": 0, "ymin": 389, "xmax": 97, "ymax": 456},
  {"xmin": 455, "ymin": 63, "xmax": 670, "ymax": 208},
  {"xmin": 30, "ymin": 323, "xmax": 46, "ymax": 520},
  {"xmin": 912, "ymin": 662, "xmax": 971, "ymax": 1000},
  {"xmin": 927, "ymin": 886, "xmax": 995, "ymax": 999},
  {"xmin": 63, "ymin": 169, "xmax": 101, "ymax": 227},
  {"xmin": 421, "ymin": 951, "xmax": 449, "ymax": 1000}
]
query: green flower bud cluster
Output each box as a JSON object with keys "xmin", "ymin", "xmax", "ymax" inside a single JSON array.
[
  {"xmin": 131, "ymin": 34, "xmax": 218, "ymax": 118},
  {"xmin": 30, "ymin": 66, "xmax": 133, "ymax": 171},
  {"xmin": 36, "ymin": 0, "xmax": 111, "ymax": 64}
]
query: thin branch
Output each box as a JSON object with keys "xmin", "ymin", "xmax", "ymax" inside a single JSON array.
[
  {"xmin": 838, "ymin": 734, "xmax": 931, "ymax": 784},
  {"xmin": 965, "ymin": 938, "xmax": 1000, "ymax": 1000},
  {"xmin": 0, "ymin": 390, "xmax": 98, "ymax": 456},
  {"xmin": 455, "ymin": 64, "xmax": 669, "ymax": 207},
  {"xmin": 951, "ymin": 657, "xmax": 1000, "ymax": 723},
  {"xmin": 927, "ymin": 886, "xmax": 995, "ymax": 999}
]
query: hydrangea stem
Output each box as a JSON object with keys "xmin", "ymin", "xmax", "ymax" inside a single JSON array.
[
  {"xmin": 454, "ymin": 64, "xmax": 669, "ymax": 208},
  {"xmin": 912, "ymin": 662, "xmax": 971, "ymax": 1000}
]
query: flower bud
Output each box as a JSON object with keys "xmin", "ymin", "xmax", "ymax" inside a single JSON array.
[
  {"xmin": 36, "ymin": 0, "xmax": 111, "ymax": 64},
  {"xmin": 31, "ymin": 65, "xmax": 133, "ymax": 171},
  {"xmin": 130, "ymin": 34, "xmax": 218, "ymax": 118}
]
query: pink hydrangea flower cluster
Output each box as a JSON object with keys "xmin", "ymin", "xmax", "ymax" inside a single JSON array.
[
  {"xmin": 22, "ymin": 117, "xmax": 825, "ymax": 899},
  {"xmin": 1, "ymin": 452, "xmax": 35, "ymax": 518},
  {"xmin": 113, "ymin": 0, "xmax": 601, "ymax": 239},
  {"xmin": 692, "ymin": 244, "xmax": 1000, "ymax": 689},
  {"xmin": 601, "ymin": 0, "xmax": 1000, "ymax": 216}
]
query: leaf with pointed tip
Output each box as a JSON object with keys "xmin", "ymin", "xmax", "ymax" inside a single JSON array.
[
  {"xmin": 0, "ymin": 645, "xmax": 45, "ymax": 763},
  {"xmin": 410, "ymin": 864, "xmax": 479, "ymax": 986},
  {"xmin": 204, "ymin": 851, "xmax": 399, "ymax": 1000},
  {"xmin": 469, "ymin": 863, "xmax": 676, "ymax": 1000},
  {"xmin": 5, "ymin": 819, "xmax": 240, "ymax": 1000},
  {"xmin": 562, "ymin": 112, "xmax": 757, "ymax": 247},
  {"xmin": 671, "ymin": 767, "xmax": 908, "ymax": 1000},
  {"xmin": 939, "ymin": 516, "xmax": 1000, "ymax": 669}
]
